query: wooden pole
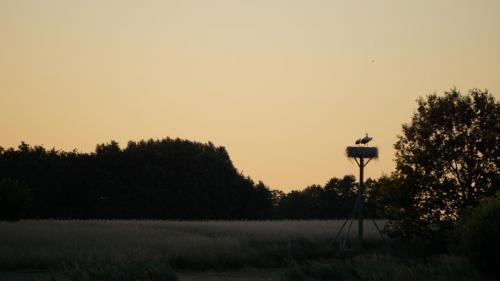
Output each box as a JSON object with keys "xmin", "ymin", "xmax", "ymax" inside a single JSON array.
[{"xmin": 358, "ymin": 157, "xmax": 364, "ymax": 243}]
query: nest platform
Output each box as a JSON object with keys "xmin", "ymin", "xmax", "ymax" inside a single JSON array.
[{"xmin": 346, "ymin": 146, "xmax": 379, "ymax": 158}]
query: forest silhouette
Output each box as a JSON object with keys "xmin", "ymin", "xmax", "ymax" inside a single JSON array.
[{"xmin": 0, "ymin": 138, "xmax": 369, "ymax": 220}]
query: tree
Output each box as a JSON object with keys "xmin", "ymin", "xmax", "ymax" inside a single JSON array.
[
  {"xmin": 367, "ymin": 175, "xmax": 407, "ymax": 219},
  {"xmin": 388, "ymin": 89, "xmax": 500, "ymax": 240},
  {"xmin": 0, "ymin": 138, "xmax": 275, "ymax": 220},
  {"xmin": 0, "ymin": 178, "xmax": 31, "ymax": 221},
  {"xmin": 252, "ymin": 181, "xmax": 274, "ymax": 219},
  {"xmin": 273, "ymin": 176, "xmax": 358, "ymax": 219},
  {"xmin": 323, "ymin": 175, "xmax": 357, "ymax": 218}
]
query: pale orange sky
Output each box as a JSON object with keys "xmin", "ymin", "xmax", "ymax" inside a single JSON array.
[{"xmin": 1, "ymin": 0, "xmax": 499, "ymax": 191}]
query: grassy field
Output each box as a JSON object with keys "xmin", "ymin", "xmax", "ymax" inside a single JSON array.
[{"xmin": 0, "ymin": 220, "xmax": 489, "ymax": 281}]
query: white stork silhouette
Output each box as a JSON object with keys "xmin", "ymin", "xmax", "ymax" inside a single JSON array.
[{"xmin": 355, "ymin": 133, "xmax": 373, "ymax": 145}]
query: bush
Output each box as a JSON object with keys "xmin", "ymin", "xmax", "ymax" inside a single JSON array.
[
  {"xmin": 457, "ymin": 195, "xmax": 500, "ymax": 278},
  {"xmin": 0, "ymin": 178, "xmax": 31, "ymax": 221}
]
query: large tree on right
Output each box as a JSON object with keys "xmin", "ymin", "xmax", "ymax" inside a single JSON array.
[{"xmin": 387, "ymin": 89, "xmax": 500, "ymax": 241}]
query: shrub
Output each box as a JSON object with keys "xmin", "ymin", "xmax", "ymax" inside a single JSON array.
[
  {"xmin": 457, "ymin": 195, "xmax": 500, "ymax": 278},
  {"xmin": 0, "ymin": 178, "xmax": 31, "ymax": 221}
]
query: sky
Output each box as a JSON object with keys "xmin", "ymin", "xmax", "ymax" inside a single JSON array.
[{"xmin": 1, "ymin": 0, "xmax": 499, "ymax": 191}]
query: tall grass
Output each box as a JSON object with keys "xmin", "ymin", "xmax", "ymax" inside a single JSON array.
[
  {"xmin": 0, "ymin": 220, "xmax": 383, "ymax": 271},
  {"xmin": 0, "ymin": 220, "xmax": 490, "ymax": 281}
]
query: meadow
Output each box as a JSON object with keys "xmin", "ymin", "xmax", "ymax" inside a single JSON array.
[{"xmin": 0, "ymin": 220, "xmax": 488, "ymax": 281}]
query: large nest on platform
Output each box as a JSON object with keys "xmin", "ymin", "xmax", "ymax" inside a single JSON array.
[{"xmin": 346, "ymin": 146, "xmax": 379, "ymax": 159}]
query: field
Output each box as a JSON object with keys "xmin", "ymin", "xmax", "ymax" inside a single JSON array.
[{"xmin": 0, "ymin": 220, "xmax": 488, "ymax": 281}]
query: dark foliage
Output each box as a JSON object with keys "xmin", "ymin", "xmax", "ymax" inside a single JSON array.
[
  {"xmin": 0, "ymin": 178, "xmax": 31, "ymax": 221},
  {"xmin": 457, "ymin": 194, "xmax": 500, "ymax": 278},
  {"xmin": 0, "ymin": 138, "xmax": 273, "ymax": 219},
  {"xmin": 274, "ymin": 175, "xmax": 380, "ymax": 219},
  {"xmin": 388, "ymin": 89, "xmax": 500, "ymax": 240},
  {"xmin": 0, "ymin": 137, "xmax": 383, "ymax": 220}
]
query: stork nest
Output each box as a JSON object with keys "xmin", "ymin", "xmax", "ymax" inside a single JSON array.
[{"xmin": 346, "ymin": 146, "xmax": 379, "ymax": 158}]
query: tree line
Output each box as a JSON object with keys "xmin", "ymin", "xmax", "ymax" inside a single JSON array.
[
  {"xmin": 0, "ymin": 138, "xmax": 376, "ymax": 220},
  {"xmin": 1, "ymin": 88, "xmax": 499, "ymax": 245}
]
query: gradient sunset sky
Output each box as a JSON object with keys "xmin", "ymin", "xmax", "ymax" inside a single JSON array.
[{"xmin": 1, "ymin": 0, "xmax": 499, "ymax": 191}]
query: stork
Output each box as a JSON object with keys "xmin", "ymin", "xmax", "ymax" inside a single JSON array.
[
  {"xmin": 360, "ymin": 133, "xmax": 372, "ymax": 144},
  {"xmin": 355, "ymin": 133, "xmax": 373, "ymax": 145}
]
